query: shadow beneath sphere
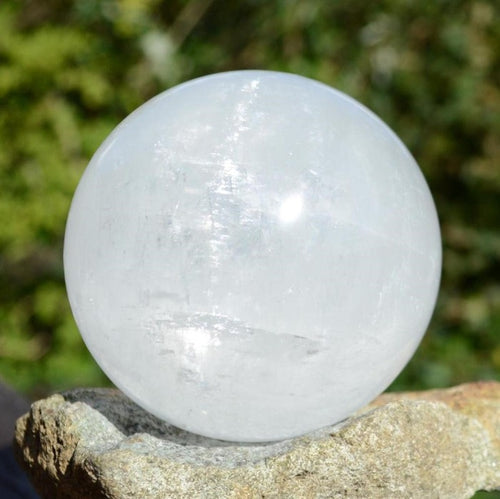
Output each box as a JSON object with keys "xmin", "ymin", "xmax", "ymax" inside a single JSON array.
[{"xmin": 62, "ymin": 388, "xmax": 272, "ymax": 448}]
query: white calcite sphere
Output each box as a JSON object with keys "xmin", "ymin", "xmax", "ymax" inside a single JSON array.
[{"xmin": 64, "ymin": 71, "xmax": 441, "ymax": 442}]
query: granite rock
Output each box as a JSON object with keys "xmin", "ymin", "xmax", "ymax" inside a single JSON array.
[{"xmin": 15, "ymin": 382, "xmax": 500, "ymax": 498}]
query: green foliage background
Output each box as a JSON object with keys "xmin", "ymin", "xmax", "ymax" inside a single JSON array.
[{"xmin": 0, "ymin": 0, "xmax": 498, "ymax": 399}]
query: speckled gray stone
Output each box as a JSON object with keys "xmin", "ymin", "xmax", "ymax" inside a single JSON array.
[{"xmin": 15, "ymin": 382, "xmax": 500, "ymax": 498}]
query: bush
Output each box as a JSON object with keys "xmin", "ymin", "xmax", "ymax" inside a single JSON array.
[{"xmin": 0, "ymin": 0, "xmax": 498, "ymax": 397}]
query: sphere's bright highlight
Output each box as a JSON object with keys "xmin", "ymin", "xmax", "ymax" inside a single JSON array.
[{"xmin": 64, "ymin": 71, "xmax": 441, "ymax": 442}]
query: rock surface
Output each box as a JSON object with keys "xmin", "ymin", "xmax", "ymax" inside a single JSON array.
[{"xmin": 15, "ymin": 382, "xmax": 500, "ymax": 499}]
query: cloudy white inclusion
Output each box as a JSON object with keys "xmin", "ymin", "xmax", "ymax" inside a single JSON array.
[{"xmin": 279, "ymin": 193, "xmax": 304, "ymax": 224}]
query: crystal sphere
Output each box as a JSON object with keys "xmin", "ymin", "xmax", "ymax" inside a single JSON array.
[{"xmin": 64, "ymin": 70, "xmax": 441, "ymax": 442}]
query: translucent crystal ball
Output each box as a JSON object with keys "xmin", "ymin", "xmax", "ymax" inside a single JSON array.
[{"xmin": 64, "ymin": 70, "xmax": 441, "ymax": 442}]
